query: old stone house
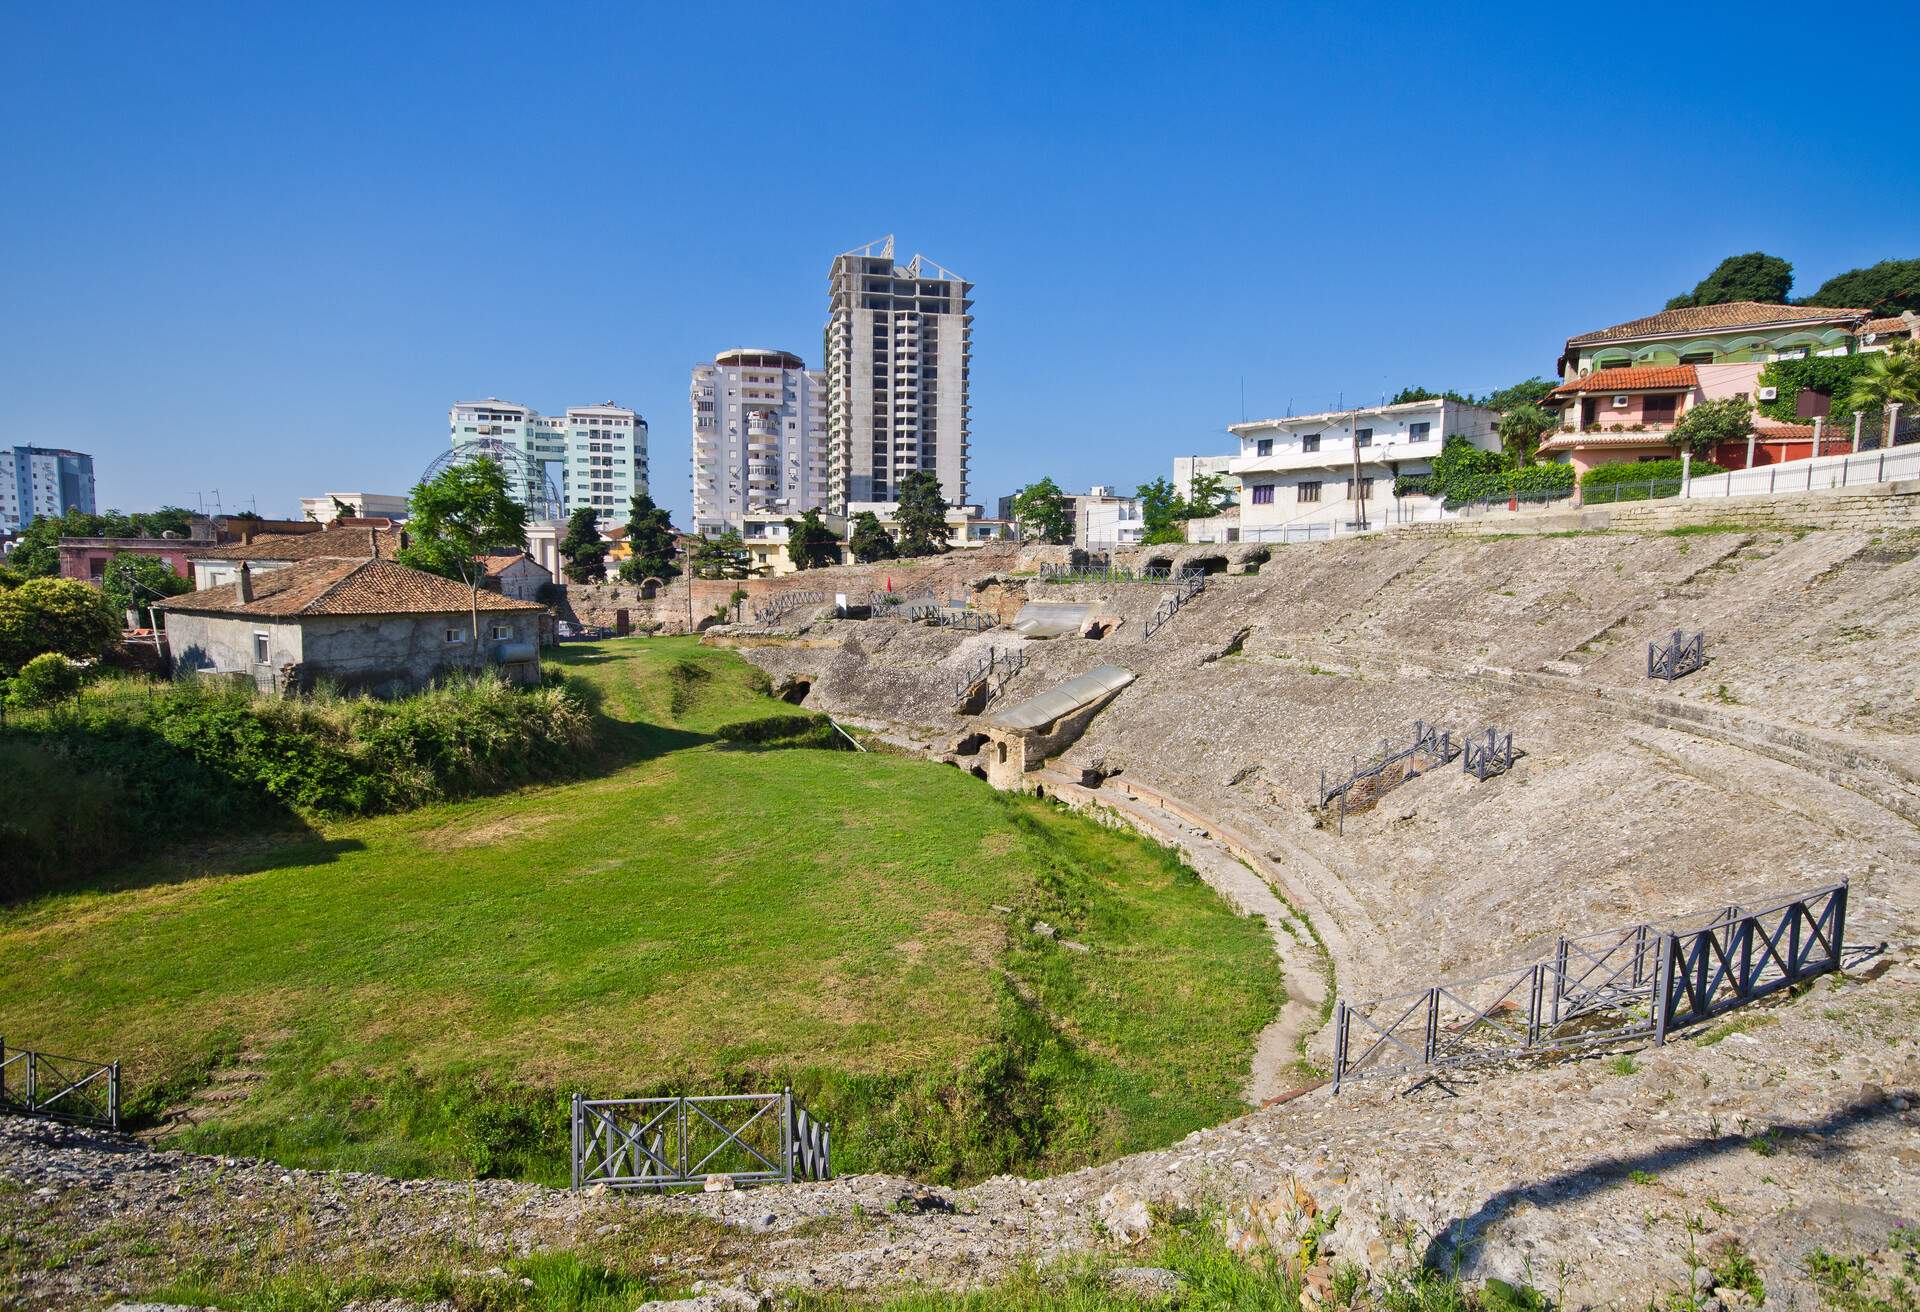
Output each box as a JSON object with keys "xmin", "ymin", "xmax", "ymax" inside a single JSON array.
[
  {"xmin": 187, "ymin": 522, "xmax": 403, "ymax": 590},
  {"xmin": 479, "ymin": 551, "xmax": 552, "ymax": 601},
  {"xmin": 158, "ymin": 556, "xmax": 544, "ymax": 696}
]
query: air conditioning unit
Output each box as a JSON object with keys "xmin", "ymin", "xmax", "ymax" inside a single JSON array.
[{"xmin": 1758, "ymin": 386, "xmax": 1778, "ymax": 401}]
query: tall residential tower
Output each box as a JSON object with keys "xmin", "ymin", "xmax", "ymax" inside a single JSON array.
[
  {"xmin": 826, "ymin": 237, "xmax": 972, "ymax": 510},
  {"xmin": 690, "ymin": 349, "xmax": 827, "ymax": 536},
  {"xmin": 1, "ymin": 446, "xmax": 96, "ymax": 532},
  {"xmin": 447, "ymin": 399, "xmax": 648, "ymax": 524}
]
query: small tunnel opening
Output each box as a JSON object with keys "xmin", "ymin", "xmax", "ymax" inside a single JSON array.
[
  {"xmin": 955, "ymin": 731, "xmax": 989, "ymax": 755},
  {"xmin": 969, "ymin": 764, "xmax": 988, "ymax": 780},
  {"xmin": 1083, "ymin": 620, "xmax": 1110, "ymax": 640},
  {"xmin": 778, "ymin": 678, "xmax": 812, "ymax": 705},
  {"xmin": 1191, "ymin": 554, "xmax": 1230, "ymax": 576}
]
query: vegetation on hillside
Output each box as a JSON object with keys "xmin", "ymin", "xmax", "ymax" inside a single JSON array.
[
  {"xmin": 4, "ymin": 505, "xmax": 195, "ymax": 578},
  {"xmin": 0, "ymin": 639, "xmax": 1280, "ymax": 1187}
]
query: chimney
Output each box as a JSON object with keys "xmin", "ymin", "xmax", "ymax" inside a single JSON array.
[{"xmin": 236, "ymin": 561, "xmax": 253, "ymax": 603}]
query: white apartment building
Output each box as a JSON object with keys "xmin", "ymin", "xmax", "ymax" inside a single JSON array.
[
  {"xmin": 826, "ymin": 236, "xmax": 972, "ymax": 511},
  {"xmin": 690, "ymin": 349, "xmax": 827, "ymax": 536},
  {"xmin": 2, "ymin": 446, "xmax": 96, "ymax": 532},
  {"xmin": 447, "ymin": 399, "xmax": 648, "ymax": 525},
  {"xmin": 300, "ymin": 491, "xmax": 410, "ymax": 524},
  {"xmin": 1226, "ymin": 398, "xmax": 1500, "ymax": 538}
]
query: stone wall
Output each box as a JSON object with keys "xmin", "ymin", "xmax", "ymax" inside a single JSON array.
[{"xmin": 1388, "ymin": 478, "xmax": 1920, "ymax": 540}]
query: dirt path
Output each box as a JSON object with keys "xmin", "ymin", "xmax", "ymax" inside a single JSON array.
[{"xmin": 1039, "ymin": 770, "xmax": 1330, "ymax": 1103}]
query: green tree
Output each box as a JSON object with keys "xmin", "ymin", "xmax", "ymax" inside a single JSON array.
[
  {"xmin": 8, "ymin": 506, "xmax": 198, "ymax": 578},
  {"xmin": 101, "ymin": 553, "xmax": 191, "ymax": 621},
  {"xmin": 1802, "ymin": 258, "xmax": 1920, "ymax": 316},
  {"xmin": 848, "ymin": 511, "xmax": 896, "ymax": 563},
  {"xmin": 618, "ymin": 493, "xmax": 679, "ymax": 582},
  {"xmin": 1495, "ymin": 404, "xmax": 1557, "ymax": 467},
  {"xmin": 1666, "ymin": 252, "xmax": 1794, "ymax": 309},
  {"xmin": 7, "ymin": 652, "xmax": 84, "ymax": 707},
  {"xmin": 690, "ymin": 530, "xmax": 751, "ymax": 579},
  {"xmin": 1485, "ymin": 377, "xmax": 1557, "ymax": 412},
  {"xmin": 1841, "ymin": 339, "xmax": 1920, "ymax": 415},
  {"xmin": 1184, "ymin": 472, "xmax": 1230, "ymax": 518},
  {"xmin": 1668, "ymin": 396, "xmax": 1754, "ymax": 458},
  {"xmin": 784, "ymin": 508, "xmax": 840, "ymax": 570},
  {"xmin": 1009, "ymin": 477, "xmax": 1074, "ymax": 544},
  {"xmin": 1389, "ymin": 386, "xmax": 1479, "ymax": 406},
  {"xmin": 558, "ymin": 507, "xmax": 608, "ymax": 583},
  {"xmin": 1135, "ymin": 477, "xmax": 1188, "ymax": 545},
  {"xmin": 894, "ymin": 471, "xmax": 951, "ymax": 557},
  {"xmin": 394, "ymin": 457, "xmax": 529, "ymax": 652},
  {"xmin": 0, "ymin": 577, "xmax": 122, "ymax": 674}
]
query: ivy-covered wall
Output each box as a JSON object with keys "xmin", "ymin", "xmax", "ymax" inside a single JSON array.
[{"xmin": 1754, "ymin": 356, "xmax": 1876, "ymax": 423}]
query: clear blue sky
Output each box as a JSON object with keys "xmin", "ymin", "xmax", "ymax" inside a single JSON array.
[{"xmin": 5, "ymin": 2, "xmax": 1916, "ymax": 526}]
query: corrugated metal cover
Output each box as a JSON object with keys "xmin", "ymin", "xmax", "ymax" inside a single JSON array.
[
  {"xmin": 988, "ymin": 665, "xmax": 1135, "ymax": 731},
  {"xmin": 1009, "ymin": 602, "xmax": 1091, "ymax": 638}
]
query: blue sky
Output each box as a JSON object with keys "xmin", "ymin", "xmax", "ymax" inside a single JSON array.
[{"xmin": 4, "ymin": 2, "xmax": 1916, "ymax": 526}]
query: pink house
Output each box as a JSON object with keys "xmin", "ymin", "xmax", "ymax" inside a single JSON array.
[{"xmin": 58, "ymin": 537, "xmax": 200, "ymax": 585}]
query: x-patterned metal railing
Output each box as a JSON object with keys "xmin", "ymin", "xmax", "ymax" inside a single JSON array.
[
  {"xmin": 1648, "ymin": 629, "xmax": 1706, "ymax": 682},
  {"xmin": 0, "ymin": 1039, "xmax": 120, "ymax": 1130},
  {"xmin": 753, "ymin": 590, "xmax": 830, "ymax": 623},
  {"xmin": 1141, "ymin": 570, "xmax": 1206, "ymax": 639},
  {"xmin": 1462, "ymin": 727, "xmax": 1516, "ymax": 781},
  {"xmin": 570, "ymin": 1089, "xmax": 830, "ymax": 1191},
  {"xmin": 954, "ymin": 645, "xmax": 1025, "ymax": 705},
  {"xmin": 1331, "ymin": 883, "xmax": 1848, "ymax": 1091}
]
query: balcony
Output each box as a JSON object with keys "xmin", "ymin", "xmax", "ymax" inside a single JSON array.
[{"xmin": 1229, "ymin": 435, "xmax": 1449, "ymax": 476}]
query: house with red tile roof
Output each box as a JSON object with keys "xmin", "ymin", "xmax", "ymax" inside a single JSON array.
[
  {"xmin": 185, "ymin": 522, "xmax": 403, "ymax": 591},
  {"xmin": 1557, "ymin": 301, "xmax": 1879, "ymax": 377},
  {"xmin": 157, "ymin": 555, "xmax": 544, "ymax": 696},
  {"xmin": 478, "ymin": 550, "xmax": 551, "ymax": 602}
]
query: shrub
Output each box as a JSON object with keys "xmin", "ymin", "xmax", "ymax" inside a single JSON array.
[
  {"xmin": 0, "ymin": 576, "xmax": 121, "ymax": 674},
  {"xmin": 1755, "ymin": 355, "xmax": 1878, "ymax": 423},
  {"xmin": 7, "ymin": 652, "xmax": 85, "ymax": 707},
  {"xmin": 1580, "ymin": 457, "xmax": 1727, "ymax": 502}
]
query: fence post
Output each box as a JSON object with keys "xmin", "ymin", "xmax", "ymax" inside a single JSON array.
[
  {"xmin": 1681, "ymin": 450, "xmax": 1692, "ymax": 498},
  {"xmin": 1552, "ymin": 936, "xmax": 1568, "ymax": 1023},
  {"xmin": 1527, "ymin": 963, "xmax": 1543, "ymax": 1047},
  {"xmin": 1652, "ymin": 933, "xmax": 1676, "ymax": 1044},
  {"xmin": 25, "ymin": 1051, "xmax": 35, "ymax": 1110},
  {"xmin": 108, "ymin": 1061, "xmax": 121, "ymax": 1132},
  {"xmin": 1830, "ymin": 883, "xmax": 1848, "ymax": 974},
  {"xmin": 0, "ymin": 1036, "xmax": 5, "ymax": 1105},
  {"xmin": 1331, "ymin": 1001, "xmax": 1347, "ymax": 1093},
  {"xmin": 1853, "ymin": 411, "xmax": 1865, "ymax": 454},
  {"xmin": 782, "ymin": 1087, "xmax": 794, "ymax": 1184},
  {"xmin": 1423, "ymin": 987, "xmax": 1440, "ymax": 1065},
  {"xmin": 570, "ymin": 1093, "xmax": 583, "ymax": 1189}
]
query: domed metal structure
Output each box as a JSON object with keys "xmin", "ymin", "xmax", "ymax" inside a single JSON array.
[{"xmin": 421, "ymin": 439, "xmax": 565, "ymax": 523}]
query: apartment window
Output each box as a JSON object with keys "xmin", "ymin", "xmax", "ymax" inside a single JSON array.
[
  {"xmin": 1643, "ymin": 393, "xmax": 1679, "ymax": 424},
  {"xmin": 445, "ymin": 628, "xmax": 466, "ymax": 644},
  {"xmin": 1255, "ymin": 438, "xmax": 1273, "ymax": 457},
  {"xmin": 1679, "ymin": 351, "xmax": 1714, "ymax": 365},
  {"xmin": 1353, "ymin": 478, "xmax": 1374, "ymax": 500},
  {"xmin": 490, "ymin": 623, "xmax": 512, "ymax": 640},
  {"xmin": 1355, "ymin": 428, "xmax": 1373, "ymax": 448},
  {"xmin": 1301, "ymin": 433, "xmax": 1321, "ymax": 453},
  {"xmin": 253, "ymin": 632, "xmax": 270, "ymax": 664},
  {"xmin": 1408, "ymin": 421, "xmax": 1431, "ymax": 441},
  {"xmin": 1251, "ymin": 483, "xmax": 1275, "ymax": 505},
  {"xmin": 1298, "ymin": 481, "xmax": 1321, "ymax": 503}
]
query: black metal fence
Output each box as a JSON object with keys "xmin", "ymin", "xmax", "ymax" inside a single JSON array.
[
  {"xmin": 570, "ymin": 1089, "xmax": 830, "ymax": 1191},
  {"xmin": 1648, "ymin": 630, "xmax": 1706, "ymax": 682},
  {"xmin": 1141, "ymin": 571, "xmax": 1207, "ymax": 639},
  {"xmin": 1331, "ymin": 882, "xmax": 1848, "ymax": 1090},
  {"xmin": 1462, "ymin": 727, "xmax": 1516, "ymax": 781},
  {"xmin": 0, "ymin": 1040, "xmax": 120, "ymax": 1130},
  {"xmin": 1039, "ymin": 563, "xmax": 1184, "ymax": 584},
  {"xmin": 752, "ymin": 590, "xmax": 830, "ymax": 623},
  {"xmin": 1318, "ymin": 721, "xmax": 1458, "ymax": 830},
  {"xmin": 954, "ymin": 645, "xmax": 1025, "ymax": 704}
]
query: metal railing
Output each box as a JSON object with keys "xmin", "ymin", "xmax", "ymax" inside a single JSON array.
[
  {"xmin": 1317, "ymin": 720, "xmax": 1458, "ymax": 830},
  {"xmin": 935, "ymin": 609, "xmax": 996, "ymax": 632},
  {"xmin": 1331, "ymin": 883, "xmax": 1847, "ymax": 1090},
  {"xmin": 1462, "ymin": 726, "xmax": 1516, "ymax": 781},
  {"xmin": 752, "ymin": 590, "xmax": 830, "ymax": 623},
  {"xmin": 1648, "ymin": 630, "xmax": 1706, "ymax": 682},
  {"xmin": 0, "ymin": 1040, "xmax": 121, "ymax": 1130},
  {"xmin": 1038, "ymin": 563, "xmax": 1184, "ymax": 583},
  {"xmin": 570, "ymin": 1089, "xmax": 830, "ymax": 1191},
  {"xmin": 954, "ymin": 645, "xmax": 1025, "ymax": 704},
  {"xmin": 1141, "ymin": 570, "xmax": 1207, "ymax": 639}
]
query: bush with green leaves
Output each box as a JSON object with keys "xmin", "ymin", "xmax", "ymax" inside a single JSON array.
[
  {"xmin": 1580, "ymin": 457, "xmax": 1727, "ymax": 501},
  {"xmin": 0, "ymin": 576, "xmax": 122, "ymax": 674},
  {"xmin": 1412, "ymin": 434, "xmax": 1575, "ymax": 507},
  {"xmin": 1755, "ymin": 356, "xmax": 1878, "ymax": 423},
  {"xmin": 7, "ymin": 652, "xmax": 84, "ymax": 708}
]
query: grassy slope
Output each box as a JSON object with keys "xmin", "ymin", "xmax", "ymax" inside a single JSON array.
[{"xmin": 0, "ymin": 638, "xmax": 1279, "ymax": 1183}]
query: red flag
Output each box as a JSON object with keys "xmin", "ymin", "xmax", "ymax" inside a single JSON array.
[{"xmin": 886, "ymin": 575, "xmax": 893, "ymax": 593}]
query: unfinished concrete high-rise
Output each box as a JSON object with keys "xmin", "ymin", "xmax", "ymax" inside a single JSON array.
[{"xmin": 825, "ymin": 236, "xmax": 972, "ymax": 511}]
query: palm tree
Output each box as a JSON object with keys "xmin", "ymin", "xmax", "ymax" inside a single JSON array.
[
  {"xmin": 1495, "ymin": 403, "xmax": 1556, "ymax": 467},
  {"xmin": 1842, "ymin": 340, "xmax": 1920, "ymax": 416}
]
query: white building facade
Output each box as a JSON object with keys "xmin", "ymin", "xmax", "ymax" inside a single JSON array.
[
  {"xmin": 1226, "ymin": 399, "xmax": 1500, "ymax": 539},
  {"xmin": 2, "ymin": 446, "xmax": 96, "ymax": 532},
  {"xmin": 300, "ymin": 491, "xmax": 410, "ymax": 524},
  {"xmin": 690, "ymin": 349, "xmax": 828, "ymax": 536},
  {"xmin": 447, "ymin": 399, "xmax": 648, "ymax": 526},
  {"xmin": 826, "ymin": 237, "xmax": 972, "ymax": 511}
]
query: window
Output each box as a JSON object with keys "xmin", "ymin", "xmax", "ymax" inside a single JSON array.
[
  {"xmin": 1298, "ymin": 481, "xmax": 1321, "ymax": 503},
  {"xmin": 1679, "ymin": 351, "xmax": 1714, "ymax": 365},
  {"xmin": 1251, "ymin": 483, "xmax": 1275, "ymax": 505},
  {"xmin": 1353, "ymin": 478, "xmax": 1374, "ymax": 500},
  {"xmin": 1301, "ymin": 433, "xmax": 1321, "ymax": 453},
  {"xmin": 445, "ymin": 628, "xmax": 466, "ymax": 644},
  {"xmin": 253, "ymin": 632, "xmax": 270, "ymax": 664},
  {"xmin": 1642, "ymin": 394, "xmax": 1679, "ymax": 424},
  {"xmin": 1409, "ymin": 421, "xmax": 1431, "ymax": 441},
  {"xmin": 1355, "ymin": 428, "xmax": 1373, "ymax": 447},
  {"xmin": 490, "ymin": 623, "xmax": 512, "ymax": 640},
  {"xmin": 1255, "ymin": 438, "xmax": 1273, "ymax": 457}
]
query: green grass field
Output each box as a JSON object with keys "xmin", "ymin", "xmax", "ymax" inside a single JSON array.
[{"xmin": 0, "ymin": 639, "xmax": 1280, "ymax": 1184}]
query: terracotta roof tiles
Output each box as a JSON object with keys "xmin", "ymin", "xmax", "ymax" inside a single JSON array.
[
  {"xmin": 1565, "ymin": 301, "xmax": 1872, "ymax": 347},
  {"xmin": 187, "ymin": 523, "xmax": 402, "ymax": 563},
  {"xmin": 159, "ymin": 558, "xmax": 543, "ymax": 619},
  {"xmin": 1551, "ymin": 366, "xmax": 1699, "ymax": 397}
]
